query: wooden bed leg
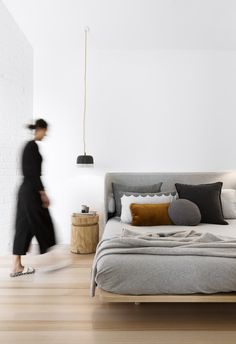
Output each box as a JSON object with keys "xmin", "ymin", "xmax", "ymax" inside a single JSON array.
[{"xmin": 134, "ymin": 302, "xmax": 141, "ymax": 305}]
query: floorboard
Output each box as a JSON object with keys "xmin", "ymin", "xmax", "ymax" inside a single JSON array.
[{"xmin": 1, "ymin": 247, "xmax": 236, "ymax": 343}]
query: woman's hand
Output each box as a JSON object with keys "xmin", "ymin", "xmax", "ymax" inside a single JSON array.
[{"xmin": 39, "ymin": 191, "xmax": 50, "ymax": 208}]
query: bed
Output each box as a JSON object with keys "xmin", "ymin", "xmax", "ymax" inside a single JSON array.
[{"xmin": 92, "ymin": 172, "xmax": 236, "ymax": 302}]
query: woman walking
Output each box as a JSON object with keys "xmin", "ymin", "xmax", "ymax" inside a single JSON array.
[{"xmin": 11, "ymin": 119, "xmax": 56, "ymax": 277}]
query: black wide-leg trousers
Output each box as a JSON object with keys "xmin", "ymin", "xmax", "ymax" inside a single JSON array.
[{"xmin": 13, "ymin": 181, "xmax": 56, "ymax": 255}]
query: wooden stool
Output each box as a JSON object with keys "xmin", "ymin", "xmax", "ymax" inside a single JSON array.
[{"xmin": 71, "ymin": 213, "xmax": 99, "ymax": 254}]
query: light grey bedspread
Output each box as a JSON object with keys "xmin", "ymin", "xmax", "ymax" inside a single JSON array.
[{"xmin": 91, "ymin": 221, "xmax": 236, "ymax": 296}]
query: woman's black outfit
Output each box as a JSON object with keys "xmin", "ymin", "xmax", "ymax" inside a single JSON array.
[{"xmin": 13, "ymin": 140, "xmax": 56, "ymax": 255}]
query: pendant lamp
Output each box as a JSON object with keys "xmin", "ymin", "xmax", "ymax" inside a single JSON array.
[{"xmin": 77, "ymin": 27, "xmax": 94, "ymax": 166}]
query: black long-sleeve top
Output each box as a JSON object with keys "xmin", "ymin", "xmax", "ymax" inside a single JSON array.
[{"xmin": 22, "ymin": 140, "xmax": 44, "ymax": 192}]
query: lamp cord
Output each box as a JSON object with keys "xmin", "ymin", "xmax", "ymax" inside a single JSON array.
[{"xmin": 83, "ymin": 28, "xmax": 88, "ymax": 155}]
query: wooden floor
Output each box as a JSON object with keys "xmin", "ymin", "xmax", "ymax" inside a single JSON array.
[{"xmin": 1, "ymin": 247, "xmax": 236, "ymax": 344}]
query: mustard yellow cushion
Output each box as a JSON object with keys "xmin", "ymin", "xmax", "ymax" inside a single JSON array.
[{"xmin": 130, "ymin": 203, "xmax": 172, "ymax": 226}]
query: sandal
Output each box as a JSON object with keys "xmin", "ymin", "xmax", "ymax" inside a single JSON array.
[{"xmin": 10, "ymin": 266, "xmax": 35, "ymax": 278}]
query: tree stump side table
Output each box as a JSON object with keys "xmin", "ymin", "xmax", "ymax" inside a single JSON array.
[{"xmin": 71, "ymin": 213, "xmax": 99, "ymax": 254}]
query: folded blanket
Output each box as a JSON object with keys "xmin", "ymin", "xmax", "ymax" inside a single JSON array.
[{"xmin": 90, "ymin": 229, "xmax": 236, "ymax": 297}]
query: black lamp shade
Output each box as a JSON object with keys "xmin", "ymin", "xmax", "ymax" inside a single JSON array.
[{"xmin": 77, "ymin": 154, "xmax": 94, "ymax": 165}]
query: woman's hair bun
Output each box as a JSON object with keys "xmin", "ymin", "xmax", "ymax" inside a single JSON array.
[{"xmin": 27, "ymin": 124, "xmax": 36, "ymax": 130}]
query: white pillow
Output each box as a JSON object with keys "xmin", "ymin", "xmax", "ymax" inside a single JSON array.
[
  {"xmin": 221, "ymin": 189, "xmax": 236, "ymax": 219},
  {"xmin": 121, "ymin": 193, "xmax": 177, "ymax": 224}
]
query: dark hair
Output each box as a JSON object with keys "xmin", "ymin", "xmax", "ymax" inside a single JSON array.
[{"xmin": 27, "ymin": 119, "xmax": 48, "ymax": 130}]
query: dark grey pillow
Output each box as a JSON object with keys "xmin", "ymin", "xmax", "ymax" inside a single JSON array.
[
  {"xmin": 175, "ymin": 182, "xmax": 228, "ymax": 225},
  {"xmin": 112, "ymin": 182, "xmax": 162, "ymax": 217},
  {"xmin": 168, "ymin": 199, "xmax": 201, "ymax": 226}
]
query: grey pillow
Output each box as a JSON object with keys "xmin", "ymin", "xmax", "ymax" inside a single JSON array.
[
  {"xmin": 112, "ymin": 182, "xmax": 162, "ymax": 217},
  {"xmin": 168, "ymin": 199, "xmax": 201, "ymax": 226}
]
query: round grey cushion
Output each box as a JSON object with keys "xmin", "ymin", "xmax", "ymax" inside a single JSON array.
[{"xmin": 168, "ymin": 199, "xmax": 201, "ymax": 226}]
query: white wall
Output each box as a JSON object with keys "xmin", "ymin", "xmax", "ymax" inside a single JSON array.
[
  {"xmin": 0, "ymin": 1, "xmax": 33, "ymax": 253},
  {"xmin": 3, "ymin": 0, "xmax": 236, "ymax": 243},
  {"xmin": 36, "ymin": 48, "xmax": 236, "ymax": 243}
]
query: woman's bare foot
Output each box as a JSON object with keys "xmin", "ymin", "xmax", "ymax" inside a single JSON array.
[
  {"xmin": 11, "ymin": 255, "xmax": 24, "ymax": 274},
  {"xmin": 12, "ymin": 264, "xmax": 24, "ymax": 274},
  {"xmin": 10, "ymin": 266, "xmax": 35, "ymax": 277}
]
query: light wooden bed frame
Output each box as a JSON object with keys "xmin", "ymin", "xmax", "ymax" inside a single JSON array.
[
  {"xmin": 100, "ymin": 172, "xmax": 236, "ymax": 303},
  {"xmin": 98, "ymin": 288, "xmax": 236, "ymax": 303}
]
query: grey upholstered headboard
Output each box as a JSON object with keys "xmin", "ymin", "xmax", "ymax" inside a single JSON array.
[{"xmin": 104, "ymin": 172, "xmax": 236, "ymax": 223}]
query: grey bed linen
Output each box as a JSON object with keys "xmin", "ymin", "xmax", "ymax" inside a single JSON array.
[{"xmin": 91, "ymin": 218, "xmax": 236, "ymax": 296}]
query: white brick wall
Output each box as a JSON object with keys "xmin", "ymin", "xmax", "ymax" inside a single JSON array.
[{"xmin": 0, "ymin": 1, "xmax": 33, "ymax": 254}]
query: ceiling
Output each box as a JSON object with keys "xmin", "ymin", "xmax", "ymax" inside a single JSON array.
[{"xmin": 3, "ymin": 0, "xmax": 236, "ymax": 50}]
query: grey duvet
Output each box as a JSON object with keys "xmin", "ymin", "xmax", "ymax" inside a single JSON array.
[{"xmin": 91, "ymin": 222, "xmax": 236, "ymax": 296}]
